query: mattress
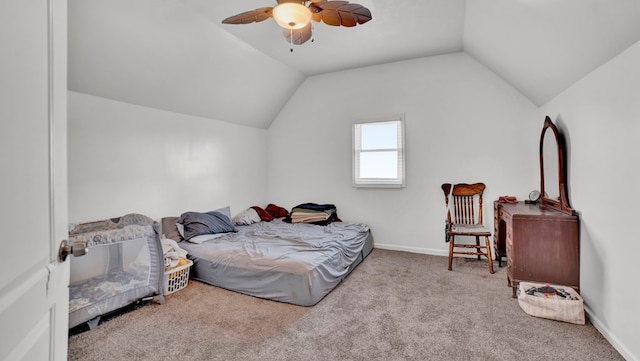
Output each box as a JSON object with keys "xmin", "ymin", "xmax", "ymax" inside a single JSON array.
[{"xmin": 179, "ymin": 219, "xmax": 373, "ymax": 306}]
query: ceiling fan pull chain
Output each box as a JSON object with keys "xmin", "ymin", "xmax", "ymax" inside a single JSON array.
[{"xmin": 290, "ymin": 28, "xmax": 294, "ymax": 52}]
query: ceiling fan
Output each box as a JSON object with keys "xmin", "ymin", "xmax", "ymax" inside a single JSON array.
[{"xmin": 221, "ymin": 0, "xmax": 373, "ymax": 48}]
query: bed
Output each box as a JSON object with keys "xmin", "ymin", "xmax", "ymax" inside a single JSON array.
[{"xmin": 163, "ymin": 211, "xmax": 373, "ymax": 306}]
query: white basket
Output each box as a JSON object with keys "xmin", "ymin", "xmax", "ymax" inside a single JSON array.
[
  {"xmin": 517, "ymin": 282, "xmax": 585, "ymax": 324},
  {"xmin": 163, "ymin": 259, "xmax": 193, "ymax": 295}
]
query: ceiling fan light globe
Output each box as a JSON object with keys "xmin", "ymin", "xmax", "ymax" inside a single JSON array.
[{"xmin": 272, "ymin": 3, "xmax": 312, "ymax": 30}]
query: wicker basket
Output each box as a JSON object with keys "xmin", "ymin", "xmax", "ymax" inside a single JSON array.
[{"xmin": 163, "ymin": 259, "xmax": 193, "ymax": 295}]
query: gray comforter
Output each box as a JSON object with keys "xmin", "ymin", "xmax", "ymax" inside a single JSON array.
[{"xmin": 178, "ymin": 219, "xmax": 370, "ymax": 306}]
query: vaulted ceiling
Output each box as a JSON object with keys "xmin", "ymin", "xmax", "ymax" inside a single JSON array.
[{"xmin": 68, "ymin": 0, "xmax": 640, "ymax": 129}]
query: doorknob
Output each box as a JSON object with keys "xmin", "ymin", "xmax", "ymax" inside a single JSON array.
[{"xmin": 58, "ymin": 239, "xmax": 88, "ymax": 262}]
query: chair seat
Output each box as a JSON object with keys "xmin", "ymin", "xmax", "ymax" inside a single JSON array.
[{"xmin": 450, "ymin": 224, "xmax": 491, "ymax": 236}]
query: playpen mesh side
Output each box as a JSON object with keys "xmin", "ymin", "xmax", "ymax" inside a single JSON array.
[{"xmin": 68, "ymin": 214, "xmax": 163, "ymax": 329}]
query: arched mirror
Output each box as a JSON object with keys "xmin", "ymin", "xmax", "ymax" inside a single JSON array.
[
  {"xmin": 539, "ymin": 116, "xmax": 575, "ymax": 215},
  {"xmin": 542, "ymin": 125, "xmax": 559, "ymax": 202}
]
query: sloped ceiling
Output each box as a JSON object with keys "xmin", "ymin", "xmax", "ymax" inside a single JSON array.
[
  {"xmin": 464, "ymin": 0, "xmax": 640, "ymax": 106},
  {"xmin": 68, "ymin": 0, "xmax": 640, "ymax": 129}
]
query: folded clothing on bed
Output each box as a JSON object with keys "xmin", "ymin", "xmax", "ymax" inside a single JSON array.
[
  {"xmin": 286, "ymin": 203, "xmax": 340, "ymax": 226},
  {"xmin": 290, "ymin": 210, "xmax": 333, "ymax": 223}
]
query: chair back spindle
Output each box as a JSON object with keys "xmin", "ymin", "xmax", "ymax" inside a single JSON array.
[{"xmin": 454, "ymin": 195, "xmax": 476, "ymax": 224}]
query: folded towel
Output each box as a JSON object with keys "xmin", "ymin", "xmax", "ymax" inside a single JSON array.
[{"xmin": 497, "ymin": 195, "xmax": 517, "ymax": 203}]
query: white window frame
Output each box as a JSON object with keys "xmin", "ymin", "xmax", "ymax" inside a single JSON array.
[{"xmin": 352, "ymin": 116, "xmax": 406, "ymax": 188}]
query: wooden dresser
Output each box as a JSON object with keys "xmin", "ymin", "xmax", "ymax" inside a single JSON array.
[{"xmin": 494, "ymin": 201, "xmax": 580, "ymax": 297}]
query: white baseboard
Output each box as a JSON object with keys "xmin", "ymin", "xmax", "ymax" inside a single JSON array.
[
  {"xmin": 373, "ymin": 243, "xmax": 500, "ymax": 260},
  {"xmin": 585, "ymin": 305, "xmax": 637, "ymax": 361},
  {"xmin": 373, "ymin": 243, "xmax": 449, "ymax": 257}
]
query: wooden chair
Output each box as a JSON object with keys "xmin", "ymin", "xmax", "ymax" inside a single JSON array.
[{"xmin": 442, "ymin": 183, "xmax": 494, "ymax": 274}]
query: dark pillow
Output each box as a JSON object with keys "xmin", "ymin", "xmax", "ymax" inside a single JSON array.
[
  {"xmin": 161, "ymin": 217, "xmax": 183, "ymax": 242},
  {"xmin": 178, "ymin": 211, "xmax": 237, "ymax": 241}
]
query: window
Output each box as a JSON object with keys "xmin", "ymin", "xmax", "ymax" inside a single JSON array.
[{"xmin": 353, "ymin": 117, "xmax": 405, "ymax": 188}]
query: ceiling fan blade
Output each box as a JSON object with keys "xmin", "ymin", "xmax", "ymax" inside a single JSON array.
[
  {"xmin": 310, "ymin": 1, "xmax": 372, "ymax": 27},
  {"xmin": 283, "ymin": 23, "xmax": 313, "ymax": 45},
  {"xmin": 337, "ymin": 12, "xmax": 358, "ymax": 27},
  {"xmin": 221, "ymin": 7, "xmax": 273, "ymax": 24},
  {"xmin": 314, "ymin": 1, "xmax": 349, "ymax": 10}
]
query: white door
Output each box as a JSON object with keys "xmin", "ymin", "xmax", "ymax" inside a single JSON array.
[{"xmin": 0, "ymin": 0, "xmax": 69, "ymax": 360}]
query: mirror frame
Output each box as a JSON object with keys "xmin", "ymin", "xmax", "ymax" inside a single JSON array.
[{"xmin": 539, "ymin": 116, "xmax": 575, "ymax": 215}]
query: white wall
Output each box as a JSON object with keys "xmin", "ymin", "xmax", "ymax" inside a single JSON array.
[
  {"xmin": 541, "ymin": 41, "xmax": 640, "ymax": 361},
  {"xmin": 68, "ymin": 91, "xmax": 268, "ymax": 223},
  {"xmin": 267, "ymin": 52, "xmax": 540, "ymax": 255}
]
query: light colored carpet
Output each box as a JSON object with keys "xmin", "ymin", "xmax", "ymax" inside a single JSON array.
[{"xmin": 68, "ymin": 249, "xmax": 622, "ymax": 361}]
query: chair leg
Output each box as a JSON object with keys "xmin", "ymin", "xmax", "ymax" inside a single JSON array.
[
  {"xmin": 485, "ymin": 236, "xmax": 494, "ymax": 274},
  {"xmin": 448, "ymin": 235, "xmax": 454, "ymax": 271},
  {"xmin": 475, "ymin": 236, "xmax": 481, "ymax": 260}
]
